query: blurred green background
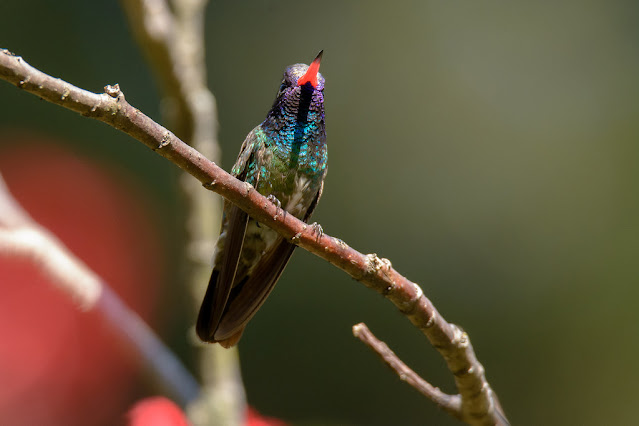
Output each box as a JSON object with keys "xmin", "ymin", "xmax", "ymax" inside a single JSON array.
[{"xmin": 2, "ymin": 1, "xmax": 639, "ymax": 425}]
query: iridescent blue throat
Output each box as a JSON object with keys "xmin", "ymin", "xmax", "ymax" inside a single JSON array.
[{"xmin": 261, "ymin": 82, "xmax": 326, "ymax": 175}]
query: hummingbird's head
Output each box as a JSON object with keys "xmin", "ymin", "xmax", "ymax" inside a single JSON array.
[
  {"xmin": 282, "ymin": 50, "xmax": 325, "ymax": 92},
  {"xmin": 266, "ymin": 51, "xmax": 325, "ymax": 125}
]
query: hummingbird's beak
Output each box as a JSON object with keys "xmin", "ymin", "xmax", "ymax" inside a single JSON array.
[{"xmin": 297, "ymin": 50, "xmax": 323, "ymax": 88}]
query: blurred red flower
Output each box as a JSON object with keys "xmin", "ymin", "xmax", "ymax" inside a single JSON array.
[
  {"xmin": 246, "ymin": 407, "xmax": 287, "ymax": 426},
  {"xmin": 127, "ymin": 397, "xmax": 189, "ymax": 426},
  {"xmin": 126, "ymin": 397, "xmax": 287, "ymax": 426}
]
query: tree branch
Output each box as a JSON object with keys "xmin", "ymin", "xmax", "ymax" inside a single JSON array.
[
  {"xmin": 353, "ymin": 323, "xmax": 462, "ymax": 419},
  {"xmin": 0, "ymin": 48, "xmax": 508, "ymax": 425},
  {"xmin": 0, "ymin": 174, "xmax": 200, "ymax": 406}
]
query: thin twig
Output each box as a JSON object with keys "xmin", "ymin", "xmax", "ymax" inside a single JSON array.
[
  {"xmin": 0, "ymin": 49, "xmax": 508, "ymax": 425},
  {"xmin": 0, "ymin": 174, "xmax": 200, "ymax": 406},
  {"xmin": 353, "ymin": 323, "xmax": 462, "ymax": 419}
]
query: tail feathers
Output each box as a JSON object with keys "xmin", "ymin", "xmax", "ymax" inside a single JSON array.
[
  {"xmin": 196, "ymin": 269, "xmax": 219, "ymax": 343},
  {"xmin": 217, "ymin": 328, "xmax": 245, "ymax": 348},
  {"xmin": 196, "ymin": 269, "xmax": 246, "ymax": 348}
]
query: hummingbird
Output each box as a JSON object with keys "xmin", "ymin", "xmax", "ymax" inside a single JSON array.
[{"xmin": 196, "ymin": 51, "xmax": 327, "ymax": 348}]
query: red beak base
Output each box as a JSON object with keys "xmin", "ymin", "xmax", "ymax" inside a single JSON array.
[{"xmin": 297, "ymin": 50, "xmax": 323, "ymax": 88}]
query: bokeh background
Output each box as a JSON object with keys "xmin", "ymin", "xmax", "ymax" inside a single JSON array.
[{"xmin": 2, "ymin": 1, "xmax": 639, "ymax": 425}]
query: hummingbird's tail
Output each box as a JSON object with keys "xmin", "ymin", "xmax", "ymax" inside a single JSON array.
[
  {"xmin": 196, "ymin": 269, "xmax": 246, "ymax": 348},
  {"xmin": 195, "ymin": 269, "xmax": 219, "ymax": 343}
]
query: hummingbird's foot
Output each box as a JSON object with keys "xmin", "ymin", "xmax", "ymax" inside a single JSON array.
[
  {"xmin": 267, "ymin": 194, "xmax": 282, "ymax": 208},
  {"xmin": 267, "ymin": 194, "xmax": 283, "ymax": 219},
  {"xmin": 310, "ymin": 222, "xmax": 324, "ymax": 242}
]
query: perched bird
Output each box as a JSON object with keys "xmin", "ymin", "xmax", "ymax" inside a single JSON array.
[{"xmin": 196, "ymin": 52, "xmax": 327, "ymax": 348}]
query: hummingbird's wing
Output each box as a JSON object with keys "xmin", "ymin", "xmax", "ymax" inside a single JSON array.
[
  {"xmin": 196, "ymin": 129, "xmax": 259, "ymax": 344},
  {"xmin": 304, "ymin": 179, "xmax": 324, "ymax": 220},
  {"xmin": 196, "ymin": 202, "xmax": 248, "ymax": 341},
  {"xmin": 212, "ymin": 185, "xmax": 324, "ymax": 347},
  {"xmin": 213, "ymin": 237, "xmax": 296, "ymax": 344}
]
